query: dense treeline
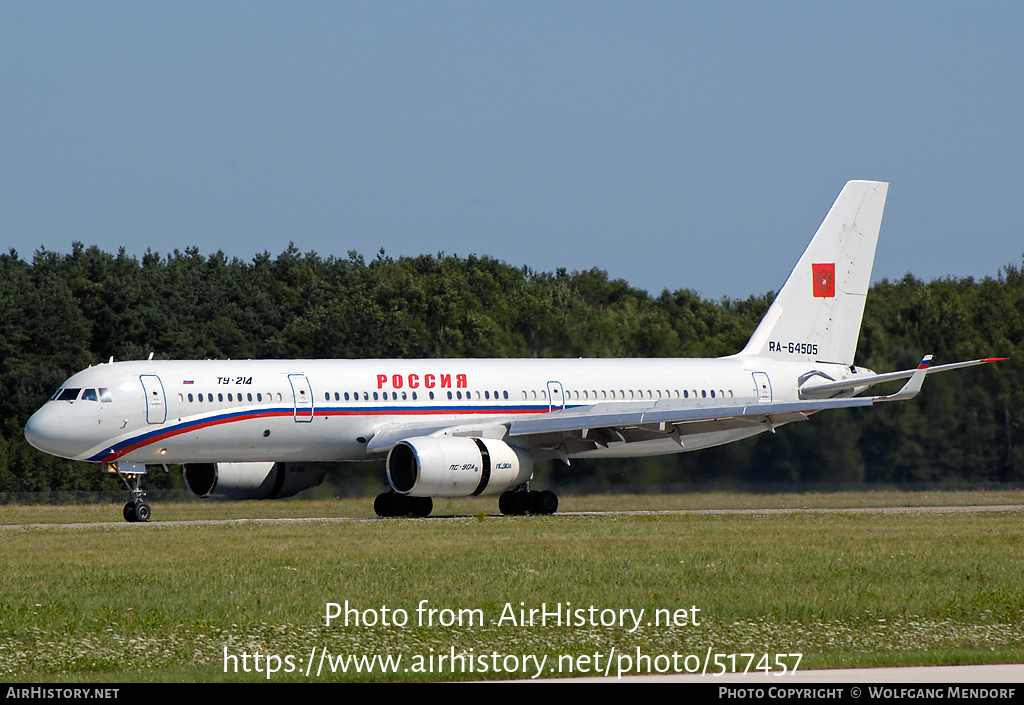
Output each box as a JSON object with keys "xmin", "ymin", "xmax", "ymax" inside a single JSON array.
[{"xmin": 1, "ymin": 242, "xmax": 1021, "ymax": 494}]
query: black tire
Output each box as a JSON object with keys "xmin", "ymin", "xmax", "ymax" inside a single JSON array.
[
  {"xmin": 134, "ymin": 501, "xmax": 151, "ymax": 522},
  {"xmin": 510, "ymin": 492, "xmax": 531, "ymax": 516},
  {"xmin": 374, "ymin": 492, "xmax": 395, "ymax": 517},
  {"xmin": 500, "ymin": 491, "xmax": 529, "ymax": 516},
  {"xmin": 411, "ymin": 497, "xmax": 433, "ymax": 517},
  {"xmin": 535, "ymin": 490, "xmax": 558, "ymax": 515},
  {"xmin": 123, "ymin": 502, "xmax": 136, "ymax": 523}
]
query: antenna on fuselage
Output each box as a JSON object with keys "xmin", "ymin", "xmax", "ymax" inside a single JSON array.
[{"xmin": 148, "ymin": 352, "xmax": 154, "ymax": 360}]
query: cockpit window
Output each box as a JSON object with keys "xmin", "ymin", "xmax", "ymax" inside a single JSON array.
[
  {"xmin": 99, "ymin": 388, "xmax": 112, "ymax": 403},
  {"xmin": 57, "ymin": 388, "xmax": 81, "ymax": 402},
  {"xmin": 49, "ymin": 388, "xmax": 63, "ymax": 401},
  {"xmin": 81, "ymin": 389, "xmax": 98, "ymax": 402}
]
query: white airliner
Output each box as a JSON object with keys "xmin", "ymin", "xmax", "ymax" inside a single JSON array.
[{"xmin": 24, "ymin": 181, "xmax": 1003, "ymax": 522}]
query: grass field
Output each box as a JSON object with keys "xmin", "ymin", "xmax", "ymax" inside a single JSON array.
[{"xmin": 1, "ymin": 490, "xmax": 1022, "ymax": 681}]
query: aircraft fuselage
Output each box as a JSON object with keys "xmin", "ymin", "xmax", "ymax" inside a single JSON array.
[{"xmin": 24, "ymin": 355, "xmax": 863, "ymax": 466}]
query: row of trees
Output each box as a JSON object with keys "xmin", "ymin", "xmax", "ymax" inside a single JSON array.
[{"xmin": 1, "ymin": 242, "xmax": 1021, "ymax": 495}]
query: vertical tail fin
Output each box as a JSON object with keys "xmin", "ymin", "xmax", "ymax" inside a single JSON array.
[{"xmin": 740, "ymin": 180, "xmax": 888, "ymax": 366}]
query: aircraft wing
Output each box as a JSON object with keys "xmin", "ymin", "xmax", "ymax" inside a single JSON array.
[
  {"xmin": 507, "ymin": 392, "xmax": 901, "ymax": 450},
  {"xmin": 506, "ymin": 397, "xmax": 859, "ymax": 452},
  {"xmin": 364, "ymin": 393, "xmax": 876, "ymax": 456},
  {"xmin": 367, "ymin": 355, "xmax": 956, "ymax": 457},
  {"xmin": 507, "ymin": 357, "xmax": 942, "ymax": 455},
  {"xmin": 366, "ymin": 418, "xmax": 512, "ymax": 454}
]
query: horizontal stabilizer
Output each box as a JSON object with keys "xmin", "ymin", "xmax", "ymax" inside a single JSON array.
[{"xmin": 800, "ymin": 357, "xmax": 1006, "ymax": 398}]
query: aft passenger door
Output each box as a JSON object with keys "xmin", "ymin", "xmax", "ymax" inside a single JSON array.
[
  {"xmin": 140, "ymin": 375, "xmax": 167, "ymax": 424},
  {"xmin": 288, "ymin": 374, "xmax": 314, "ymax": 422},
  {"xmin": 752, "ymin": 372, "xmax": 772, "ymax": 402}
]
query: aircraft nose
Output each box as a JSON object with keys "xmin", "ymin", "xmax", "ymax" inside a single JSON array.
[{"xmin": 24, "ymin": 405, "xmax": 71, "ymax": 458}]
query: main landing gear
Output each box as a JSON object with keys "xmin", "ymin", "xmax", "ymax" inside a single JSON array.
[
  {"xmin": 373, "ymin": 485, "xmax": 559, "ymax": 518},
  {"xmin": 106, "ymin": 461, "xmax": 152, "ymax": 523},
  {"xmin": 374, "ymin": 486, "xmax": 558, "ymax": 518},
  {"xmin": 498, "ymin": 486, "xmax": 558, "ymax": 516},
  {"xmin": 374, "ymin": 491, "xmax": 433, "ymax": 518}
]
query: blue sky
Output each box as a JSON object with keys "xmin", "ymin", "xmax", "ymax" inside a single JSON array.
[{"xmin": 2, "ymin": 1, "xmax": 1022, "ymax": 300}]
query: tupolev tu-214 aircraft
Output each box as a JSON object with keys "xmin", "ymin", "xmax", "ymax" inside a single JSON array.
[{"xmin": 24, "ymin": 181, "xmax": 1003, "ymax": 522}]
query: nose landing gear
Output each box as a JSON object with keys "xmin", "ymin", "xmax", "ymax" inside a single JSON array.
[
  {"xmin": 106, "ymin": 461, "xmax": 153, "ymax": 523},
  {"xmin": 122, "ymin": 498, "xmax": 151, "ymax": 522}
]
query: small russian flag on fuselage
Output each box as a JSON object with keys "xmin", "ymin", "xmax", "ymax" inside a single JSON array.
[{"xmin": 183, "ymin": 380, "xmax": 194, "ymax": 385}]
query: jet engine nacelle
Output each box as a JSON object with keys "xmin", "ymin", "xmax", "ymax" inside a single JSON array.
[
  {"xmin": 386, "ymin": 436, "xmax": 533, "ymax": 497},
  {"xmin": 182, "ymin": 461, "xmax": 326, "ymax": 500}
]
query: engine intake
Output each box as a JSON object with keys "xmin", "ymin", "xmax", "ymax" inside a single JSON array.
[
  {"xmin": 386, "ymin": 436, "xmax": 533, "ymax": 497},
  {"xmin": 182, "ymin": 462, "xmax": 326, "ymax": 500}
]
